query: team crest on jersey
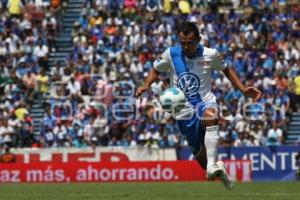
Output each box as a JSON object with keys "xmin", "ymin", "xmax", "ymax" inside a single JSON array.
[{"xmin": 177, "ymin": 72, "xmax": 200, "ymax": 95}]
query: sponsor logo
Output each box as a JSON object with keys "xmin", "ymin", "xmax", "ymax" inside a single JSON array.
[{"xmin": 177, "ymin": 72, "xmax": 200, "ymax": 95}]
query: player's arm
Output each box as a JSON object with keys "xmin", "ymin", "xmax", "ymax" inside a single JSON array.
[
  {"xmin": 222, "ymin": 67, "xmax": 246, "ymax": 93},
  {"xmin": 212, "ymin": 50, "xmax": 261, "ymax": 101},
  {"xmin": 136, "ymin": 50, "xmax": 171, "ymax": 98},
  {"xmin": 223, "ymin": 66, "xmax": 261, "ymax": 101}
]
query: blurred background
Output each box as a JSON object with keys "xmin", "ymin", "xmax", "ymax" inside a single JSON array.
[{"xmin": 0, "ymin": 0, "xmax": 300, "ymax": 188}]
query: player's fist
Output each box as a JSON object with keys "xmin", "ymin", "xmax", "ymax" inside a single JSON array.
[
  {"xmin": 135, "ymin": 86, "xmax": 149, "ymax": 98},
  {"xmin": 243, "ymin": 87, "xmax": 262, "ymax": 102}
]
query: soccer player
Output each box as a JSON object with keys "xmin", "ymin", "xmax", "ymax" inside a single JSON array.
[{"xmin": 136, "ymin": 22, "xmax": 261, "ymax": 189}]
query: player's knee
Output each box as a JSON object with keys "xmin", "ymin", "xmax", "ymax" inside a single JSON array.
[
  {"xmin": 202, "ymin": 108, "xmax": 219, "ymax": 127},
  {"xmin": 203, "ymin": 118, "xmax": 218, "ymax": 127}
]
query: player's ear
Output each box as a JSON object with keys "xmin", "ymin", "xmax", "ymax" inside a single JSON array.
[{"xmin": 198, "ymin": 35, "xmax": 201, "ymax": 43}]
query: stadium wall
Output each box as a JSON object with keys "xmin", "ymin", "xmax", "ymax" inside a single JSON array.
[
  {"xmin": 1, "ymin": 146, "xmax": 298, "ymax": 182},
  {"xmin": 0, "ymin": 160, "xmax": 250, "ymax": 183},
  {"xmin": 179, "ymin": 145, "xmax": 300, "ymax": 181}
]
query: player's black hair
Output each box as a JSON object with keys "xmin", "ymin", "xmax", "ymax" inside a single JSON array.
[{"xmin": 178, "ymin": 22, "xmax": 200, "ymax": 38}]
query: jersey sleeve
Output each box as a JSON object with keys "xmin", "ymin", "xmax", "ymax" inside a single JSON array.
[
  {"xmin": 211, "ymin": 49, "xmax": 228, "ymax": 71},
  {"xmin": 153, "ymin": 48, "xmax": 172, "ymax": 72}
]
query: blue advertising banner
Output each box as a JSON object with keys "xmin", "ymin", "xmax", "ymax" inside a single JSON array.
[{"xmin": 177, "ymin": 145, "xmax": 300, "ymax": 181}]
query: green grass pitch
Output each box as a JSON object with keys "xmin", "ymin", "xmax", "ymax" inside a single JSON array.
[{"xmin": 0, "ymin": 182, "xmax": 299, "ymax": 200}]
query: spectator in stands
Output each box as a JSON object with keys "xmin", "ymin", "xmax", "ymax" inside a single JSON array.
[
  {"xmin": 36, "ymin": 68, "xmax": 49, "ymax": 96},
  {"xmin": 108, "ymin": 136, "xmax": 121, "ymax": 147},
  {"xmin": 145, "ymin": 124, "xmax": 160, "ymax": 142},
  {"xmin": 53, "ymin": 120, "xmax": 68, "ymax": 147},
  {"xmin": 19, "ymin": 120, "xmax": 33, "ymax": 147},
  {"xmin": 145, "ymin": 137, "xmax": 159, "ymax": 148},
  {"xmin": 43, "ymin": 12, "xmax": 57, "ymax": 52},
  {"xmin": 178, "ymin": 0, "xmax": 191, "ymax": 15},
  {"xmin": 266, "ymin": 121, "xmax": 283, "ymax": 146},
  {"xmin": 145, "ymin": 0, "xmax": 161, "ymax": 13},
  {"xmin": 7, "ymin": 0, "xmax": 24, "ymax": 17},
  {"xmin": 159, "ymin": 133, "xmax": 172, "ymax": 148},
  {"xmin": 14, "ymin": 103, "xmax": 29, "ymax": 121},
  {"xmin": 294, "ymin": 71, "xmax": 300, "ymax": 111},
  {"xmin": 124, "ymin": 0, "xmax": 137, "ymax": 16},
  {"xmin": 0, "ymin": 119, "xmax": 14, "ymax": 147},
  {"xmin": 92, "ymin": 113, "xmax": 109, "ymax": 144},
  {"xmin": 43, "ymin": 125, "xmax": 55, "ymax": 147},
  {"xmin": 72, "ymin": 125, "xmax": 87, "ymax": 147},
  {"xmin": 50, "ymin": 0, "xmax": 63, "ymax": 32},
  {"xmin": 33, "ymin": 40, "xmax": 49, "ymax": 69},
  {"xmin": 120, "ymin": 133, "xmax": 136, "ymax": 147},
  {"xmin": 22, "ymin": 71, "xmax": 36, "ymax": 103},
  {"xmin": 67, "ymin": 77, "xmax": 81, "ymax": 96},
  {"xmin": 0, "ymin": 146, "xmax": 16, "ymax": 163}
]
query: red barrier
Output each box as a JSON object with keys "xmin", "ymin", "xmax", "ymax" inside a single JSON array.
[
  {"xmin": 0, "ymin": 161, "xmax": 204, "ymax": 183},
  {"xmin": 0, "ymin": 160, "xmax": 251, "ymax": 183}
]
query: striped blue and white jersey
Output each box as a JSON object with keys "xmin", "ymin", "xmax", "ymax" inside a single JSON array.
[
  {"xmin": 153, "ymin": 45, "xmax": 228, "ymax": 118},
  {"xmin": 154, "ymin": 45, "xmax": 227, "ymax": 104}
]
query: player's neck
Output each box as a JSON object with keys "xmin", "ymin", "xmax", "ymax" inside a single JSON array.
[{"xmin": 185, "ymin": 52, "xmax": 198, "ymax": 59}]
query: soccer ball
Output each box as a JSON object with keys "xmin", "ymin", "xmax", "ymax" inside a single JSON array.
[{"xmin": 159, "ymin": 87, "xmax": 186, "ymax": 113}]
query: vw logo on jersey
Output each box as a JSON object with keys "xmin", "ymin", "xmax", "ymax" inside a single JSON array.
[{"xmin": 177, "ymin": 72, "xmax": 200, "ymax": 95}]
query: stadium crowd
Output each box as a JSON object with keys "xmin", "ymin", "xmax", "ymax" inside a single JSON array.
[
  {"xmin": 0, "ymin": 0, "xmax": 300, "ymax": 149},
  {"xmin": 0, "ymin": 0, "xmax": 62, "ymax": 147}
]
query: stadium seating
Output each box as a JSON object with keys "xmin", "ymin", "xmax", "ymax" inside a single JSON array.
[{"xmin": 0, "ymin": 0, "xmax": 299, "ymax": 148}]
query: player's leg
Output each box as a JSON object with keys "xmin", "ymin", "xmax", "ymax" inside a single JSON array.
[
  {"xmin": 202, "ymin": 107, "xmax": 219, "ymax": 170},
  {"xmin": 195, "ymin": 146, "xmax": 207, "ymax": 170},
  {"xmin": 176, "ymin": 115, "xmax": 207, "ymax": 169},
  {"xmin": 202, "ymin": 107, "xmax": 233, "ymax": 189},
  {"xmin": 176, "ymin": 106, "xmax": 232, "ymax": 189}
]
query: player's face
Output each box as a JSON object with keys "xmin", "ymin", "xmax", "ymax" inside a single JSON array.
[{"xmin": 179, "ymin": 32, "xmax": 200, "ymax": 58}]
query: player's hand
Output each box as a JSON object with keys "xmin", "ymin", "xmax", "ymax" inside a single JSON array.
[
  {"xmin": 243, "ymin": 87, "xmax": 262, "ymax": 102},
  {"xmin": 135, "ymin": 86, "xmax": 149, "ymax": 99}
]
